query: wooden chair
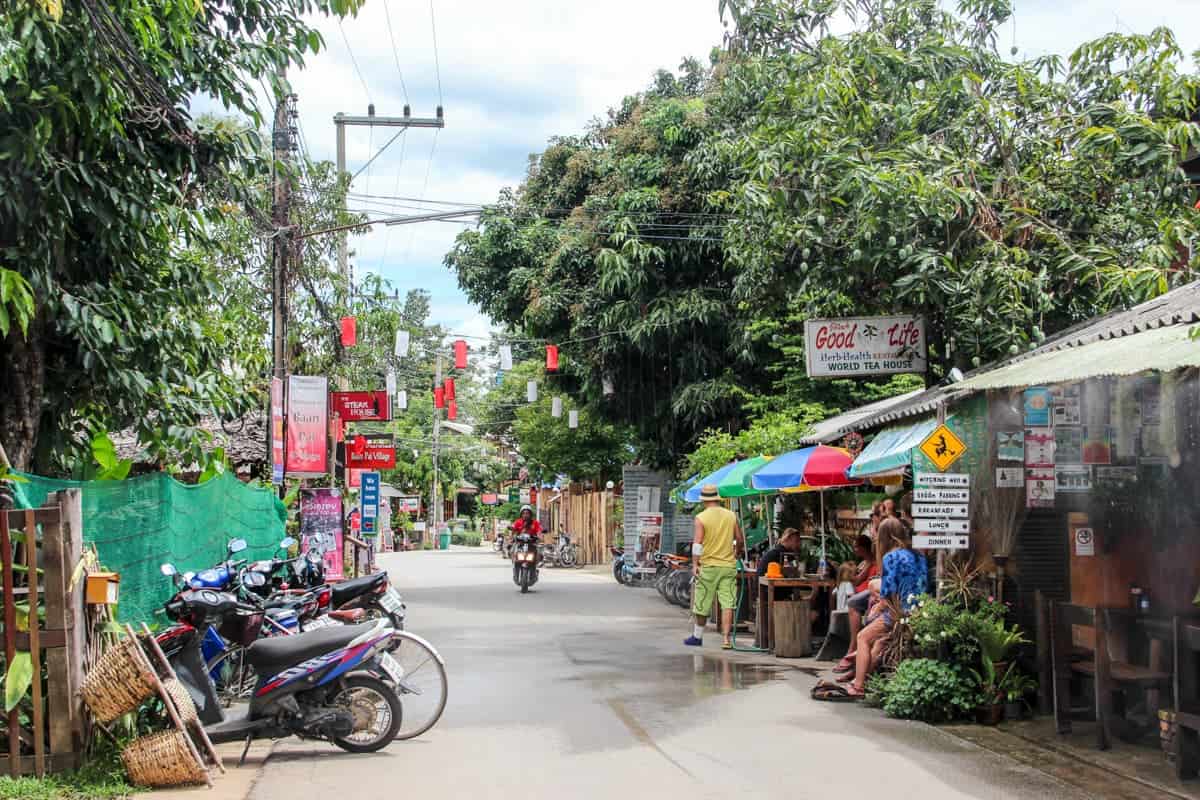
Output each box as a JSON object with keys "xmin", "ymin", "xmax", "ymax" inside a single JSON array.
[
  {"xmin": 1174, "ymin": 618, "xmax": 1200, "ymax": 780},
  {"xmin": 1050, "ymin": 602, "xmax": 1171, "ymax": 750}
]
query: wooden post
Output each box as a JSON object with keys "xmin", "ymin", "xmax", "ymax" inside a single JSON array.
[
  {"xmin": 935, "ymin": 401, "xmax": 947, "ymax": 599},
  {"xmin": 44, "ymin": 490, "xmax": 84, "ymax": 765},
  {"xmin": 1035, "ymin": 590, "xmax": 1052, "ymax": 715},
  {"xmin": 2, "ymin": 510, "xmax": 19, "ymax": 776},
  {"xmin": 25, "ymin": 509, "xmax": 44, "ymax": 776}
]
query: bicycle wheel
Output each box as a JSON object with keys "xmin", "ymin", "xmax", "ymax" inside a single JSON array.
[
  {"xmin": 206, "ymin": 645, "xmax": 254, "ymax": 705},
  {"xmin": 385, "ymin": 631, "xmax": 448, "ymax": 740}
]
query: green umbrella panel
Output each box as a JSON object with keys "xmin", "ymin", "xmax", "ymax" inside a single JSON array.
[{"xmin": 716, "ymin": 455, "xmax": 774, "ymax": 498}]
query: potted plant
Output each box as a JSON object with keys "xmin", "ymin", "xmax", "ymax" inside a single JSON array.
[
  {"xmin": 972, "ymin": 619, "xmax": 1028, "ymax": 725},
  {"xmin": 1001, "ymin": 668, "xmax": 1038, "ymax": 721}
]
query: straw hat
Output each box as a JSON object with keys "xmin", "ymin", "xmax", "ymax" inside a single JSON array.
[{"xmin": 699, "ymin": 484, "xmax": 720, "ymax": 502}]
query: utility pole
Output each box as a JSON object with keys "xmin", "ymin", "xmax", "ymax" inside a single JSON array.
[
  {"xmin": 333, "ymin": 104, "xmax": 444, "ymax": 284},
  {"xmin": 431, "ymin": 355, "xmax": 442, "ymax": 536},
  {"xmin": 271, "ymin": 66, "xmax": 293, "ymax": 382}
]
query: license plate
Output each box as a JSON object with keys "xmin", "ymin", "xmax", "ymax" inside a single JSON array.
[
  {"xmin": 379, "ymin": 587, "xmax": 404, "ymax": 614},
  {"xmin": 378, "ymin": 652, "xmax": 404, "ymax": 683}
]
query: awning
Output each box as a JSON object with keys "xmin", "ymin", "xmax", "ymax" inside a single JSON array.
[
  {"xmin": 798, "ymin": 390, "xmax": 924, "ymax": 445},
  {"xmin": 956, "ymin": 324, "xmax": 1200, "ymax": 390},
  {"xmin": 849, "ymin": 418, "xmax": 940, "ymax": 478}
]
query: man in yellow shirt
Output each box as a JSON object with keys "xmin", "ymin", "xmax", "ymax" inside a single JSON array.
[{"xmin": 685, "ymin": 484, "xmax": 745, "ymax": 649}]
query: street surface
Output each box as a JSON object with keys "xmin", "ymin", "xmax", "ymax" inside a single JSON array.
[{"xmin": 254, "ymin": 548, "xmax": 1091, "ymax": 800}]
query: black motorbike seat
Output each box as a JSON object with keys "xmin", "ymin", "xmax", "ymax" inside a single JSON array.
[
  {"xmin": 245, "ymin": 622, "xmax": 377, "ymax": 675},
  {"xmin": 331, "ymin": 572, "xmax": 387, "ymax": 607}
]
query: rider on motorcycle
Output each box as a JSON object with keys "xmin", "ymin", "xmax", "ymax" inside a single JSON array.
[{"xmin": 509, "ymin": 505, "xmax": 543, "ymax": 562}]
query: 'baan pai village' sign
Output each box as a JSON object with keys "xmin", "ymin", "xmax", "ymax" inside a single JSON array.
[{"xmin": 804, "ymin": 316, "xmax": 927, "ymax": 378}]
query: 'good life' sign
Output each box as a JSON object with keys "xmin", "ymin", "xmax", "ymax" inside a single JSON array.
[{"xmin": 804, "ymin": 316, "xmax": 927, "ymax": 377}]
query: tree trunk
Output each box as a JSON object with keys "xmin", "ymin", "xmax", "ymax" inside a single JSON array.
[{"xmin": 0, "ymin": 312, "xmax": 45, "ymax": 471}]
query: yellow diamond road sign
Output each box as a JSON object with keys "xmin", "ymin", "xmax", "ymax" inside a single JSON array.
[{"xmin": 919, "ymin": 424, "xmax": 967, "ymax": 472}]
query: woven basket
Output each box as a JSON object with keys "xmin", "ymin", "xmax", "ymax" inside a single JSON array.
[
  {"xmin": 122, "ymin": 730, "xmax": 207, "ymax": 788},
  {"xmin": 161, "ymin": 678, "xmax": 198, "ymax": 725},
  {"xmin": 81, "ymin": 637, "xmax": 156, "ymax": 722}
]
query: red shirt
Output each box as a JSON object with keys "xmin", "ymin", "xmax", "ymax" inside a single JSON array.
[
  {"xmin": 854, "ymin": 561, "xmax": 880, "ymax": 594},
  {"xmin": 512, "ymin": 518, "xmax": 542, "ymax": 536}
]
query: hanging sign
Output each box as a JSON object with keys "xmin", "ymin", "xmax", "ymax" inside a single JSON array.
[
  {"xmin": 913, "ymin": 470, "xmax": 970, "ymax": 547},
  {"xmin": 397, "ymin": 496, "xmax": 421, "ymax": 514},
  {"xmin": 912, "ymin": 503, "xmax": 969, "ymax": 519},
  {"xmin": 520, "ymin": 487, "xmax": 531, "ymax": 504},
  {"xmin": 270, "ymin": 377, "xmax": 285, "ymax": 485},
  {"xmin": 331, "ymin": 391, "xmax": 391, "ymax": 422},
  {"xmin": 285, "ymin": 375, "xmax": 329, "ymax": 477},
  {"xmin": 913, "ymin": 534, "xmax": 969, "ymax": 550},
  {"xmin": 918, "ymin": 424, "xmax": 967, "ymax": 472},
  {"xmin": 913, "ymin": 488, "xmax": 969, "ymax": 503},
  {"xmin": 395, "ymin": 329, "xmax": 410, "ymax": 357},
  {"xmin": 915, "ymin": 518, "xmax": 969, "ymax": 534},
  {"xmin": 347, "ymin": 438, "xmax": 396, "ymax": 470},
  {"xmin": 803, "ymin": 315, "xmax": 926, "ymax": 377},
  {"xmin": 915, "ymin": 472, "xmax": 969, "ymax": 488},
  {"xmin": 300, "ymin": 488, "xmax": 344, "ymax": 580},
  {"xmin": 360, "ymin": 471, "xmax": 381, "ymax": 535},
  {"xmin": 499, "ymin": 345, "xmax": 513, "ymax": 370},
  {"xmin": 482, "ymin": 493, "xmax": 499, "ymax": 506}
]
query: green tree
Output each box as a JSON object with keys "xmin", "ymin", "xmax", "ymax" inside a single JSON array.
[{"xmin": 0, "ymin": 0, "xmax": 361, "ymax": 471}]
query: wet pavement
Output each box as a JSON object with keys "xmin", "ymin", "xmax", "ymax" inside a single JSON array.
[{"xmin": 249, "ymin": 548, "xmax": 1101, "ymax": 799}]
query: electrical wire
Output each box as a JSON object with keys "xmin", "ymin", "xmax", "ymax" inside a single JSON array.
[
  {"xmin": 400, "ymin": 130, "xmax": 441, "ymax": 268},
  {"xmin": 338, "ymin": 19, "xmax": 373, "ymax": 104},
  {"xmin": 429, "ymin": 0, "xmax": 444, "ymax": 106},
  {"xmin": 382, "ymin": 2, "xmax": 411, "ymax": 107}
]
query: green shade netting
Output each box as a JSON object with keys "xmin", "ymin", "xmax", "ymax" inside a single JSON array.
[{"xmin": 11, "ymin": 471, "xmax": 287, "ymax": 625}]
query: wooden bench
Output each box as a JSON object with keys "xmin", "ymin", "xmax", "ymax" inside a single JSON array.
[
  {"xmin": 1050, "ymin": 602, "xmax": 1171, "ymax": 750},
  {"xmin": 1174, "ymin": 619, "xmax": 1200, "ymax": 780}
]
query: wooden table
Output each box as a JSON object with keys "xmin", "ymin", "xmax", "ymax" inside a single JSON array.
[{"xmin": 755, "ymin": 577, "xmax": 836, "ymax": 652}]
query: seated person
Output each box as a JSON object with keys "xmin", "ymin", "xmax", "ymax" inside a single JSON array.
[
  {"xmin": 832, "ymin": 534, "xmax": 881, "ymax": 674},
  {"xmin": 756, "ymin": 527, "xmax": 804, "ymax": 578},
  {"xmin": 834, "ymin": 562, "xmax": 857, "ymax": 611}
]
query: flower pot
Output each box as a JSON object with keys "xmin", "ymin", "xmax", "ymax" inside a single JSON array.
[
  {"xmin": 1004, "ymin": 701, "xmax": 1023, "ymax": 721},
  {"xmin": 975, "ymin": 704, "xmax": 1005, "ymax": 726}
]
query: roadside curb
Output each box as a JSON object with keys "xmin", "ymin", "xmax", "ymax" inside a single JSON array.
[{"xmin": 150, "ymin": 739, "xmax": 277, "ymax": 800}]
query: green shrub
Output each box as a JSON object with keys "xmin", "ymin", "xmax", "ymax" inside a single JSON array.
[
  {"xmin": 878, "ymin": 658, "xmax": 979, "ymax": 722},
  {"xmin": 463, "ymin": 532, "xmax": 482, "ymax": 547}
]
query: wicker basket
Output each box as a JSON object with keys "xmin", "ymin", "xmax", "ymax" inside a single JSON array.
[
  {"xmin": 122, "ymin": 730, "xmax": 208, "ymax": 788},
  {"xmin": 161, "ymin": 678, "xmax": 198, "ymax": 725},
  {"xmin": 80, "ymin": 636, "xmax": 156, "ymax": 722}
]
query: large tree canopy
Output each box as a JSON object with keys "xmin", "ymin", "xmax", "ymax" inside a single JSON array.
[{"xmin": 0, "ymin": 0, "xmax": 360, "ymax": 471}]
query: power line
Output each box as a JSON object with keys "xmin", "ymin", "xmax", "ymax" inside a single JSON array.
[
  {"xmin": 400, "ymin": 130, "xmax": 441, "ymax": 267},
  {"xmin": 375, "ymin": 130, "xmax": 410, "ymax": 273},
  {"xmin": 429, "ymin": 0, "xmax": 444, "ymax": 106},
  {"xmin": 338, "ymin": 19, "xmax": 373, "ymax": 103},
  {"xmin": 382, "ymin": 2, "xmax": 411, "ymax": 106}
]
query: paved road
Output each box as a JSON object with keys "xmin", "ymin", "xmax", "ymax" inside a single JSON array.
[{"xmin": 252, "ymin": 548, "xmax": 1088, "ymax": 800}]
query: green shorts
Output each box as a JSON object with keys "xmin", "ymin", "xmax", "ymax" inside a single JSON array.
[{"xmin": 692, "ymin": 565, "xmax": 738, "ymax": 617}]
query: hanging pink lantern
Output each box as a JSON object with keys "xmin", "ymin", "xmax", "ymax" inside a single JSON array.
[
  {"xmin": 454, "ymin": 339, "xmax": 468, "ymax": 370},
  {"xmin": 545, "ymin": 344, "xmax": 559, "ymax": 372},
  {"xmin": 444, "ymin": 377, "xmax": 456, "ymax": 401},
  {"xmin": 434, "ymin": 386, "xmax": 445, "ymax": 409},
  {"xmin": 340, "ymin": 317, "xmax": 357, "ymax": 347}
]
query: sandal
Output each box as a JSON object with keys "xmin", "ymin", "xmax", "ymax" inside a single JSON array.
[
  {"xmin": 835, "ymin": 670, "xmax": 855, "ymax": 683},
  {"xmin": 844, "ymin": 685, "xmax": 865, "ymax": 699},
  {"xmin": 811, "ymin": 683, "xmax": 859, "ymax": 703},
  {"xmin": 834, "ymin": 656, "xmax": 854, "ymax": 671}
]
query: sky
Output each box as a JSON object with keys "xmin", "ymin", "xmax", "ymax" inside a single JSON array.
[{"xmin": 207, "ymin": 0, "xmax": 1200, "ymax": 342}]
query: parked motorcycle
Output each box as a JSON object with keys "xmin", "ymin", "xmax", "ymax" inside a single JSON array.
[
  {"xmin": 540, "ymin": 530, "xmax": 579, "ymax": 568},
  {"xmin": 512, "ymin": 533, "xmax": 539, "ymax": 593},
  {"xmin": 610, "ymin": 546, "xmax": 627, "ymax": 585},
  {"xmin": 155, "ymin": 576, "xmax": 402, "ymax": 753}
]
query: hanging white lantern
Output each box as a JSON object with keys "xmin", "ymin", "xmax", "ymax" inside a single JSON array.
[
  {"xmin": 396, "ymin": 390, "xmax": 408, "ymax": 410},
  {"xmin": 385, "ymin": 369, "xmax": 397, "ymax": 397},
  {"xmin": 526, "ymin": 380, "xmax": 538, "ymax": 403},
  {"xmin": 395, "ymin": 330, "xmax": 410, "ymax": 357},
  {"xmin": 602, "ymin": 376, "xmax": 615, "ymax": 397},
  {"xmin": 568, "ymin": 409, "xmax": 579, "ymax": 429},
  {"xmin": 499, "ymin": 345, "xmax": 513, "ymax": 370},
  {"xmin": 552, "ymin": 396, "xmax": 563, "ymax": 417}
]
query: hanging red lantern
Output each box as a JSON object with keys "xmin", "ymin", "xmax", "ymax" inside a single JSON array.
[
  {"xmin": 447, "ymin": 400, "xmax": 458, "ymax": 421},
  {"xmin": 530, "ymin": 486, "xmax": 538, "ymax": 505},
  {"xmin": 351, "ymin": 434, "xmax": 367, "ymax": 457},
  {"xmin": 340, "ymin": 317, "xmax": 357, "ymax": 347},
  {"xmin": 545, "ymin": 344, "xmax": 559, "ymax": 372},
  {"xmin": 434, "ymin": 386, "xmax": 445, "ymax": 409},
  {"xmin": 444, "ymin": 377, "xmax": 456, "ymax": 401},
  {"xmin": 454, "ymin": 339, "xmax": 468, "ymax": 370}
]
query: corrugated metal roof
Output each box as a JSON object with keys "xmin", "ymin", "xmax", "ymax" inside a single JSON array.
[
  {"xmin": 848, "ymin": 418, "xmax": 941, "ymax": 478},
  {"xmin": 798, "ymin": 390, "xmax": 925, "ymax": 444},
  {"xmin": 956, "ymin": 323, "xmax": 1200, "ymax": 390}
]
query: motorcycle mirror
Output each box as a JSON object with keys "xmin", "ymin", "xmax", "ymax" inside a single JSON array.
[
  {"xmin": 243, "ymin": 571, "xmax": 267, "ymax": 588},
  {"xmin": 279, "ymin": 536, "xmax": 297, "ymax": 550},
  {"xmin": 228, "ymin": 538, "xmax": 248, "ymax": 554},
  {"xmin": 160, "ymin": 563, "xmax": 177, "ymax": 577}
]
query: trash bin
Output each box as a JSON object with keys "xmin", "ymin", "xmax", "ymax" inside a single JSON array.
[{"xmin": 439, "ymin": 532, "xmax": 451, "ymax": 550}]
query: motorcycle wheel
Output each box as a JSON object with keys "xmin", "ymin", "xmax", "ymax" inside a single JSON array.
[
  {"xmin": 330, "ymin": 675, "xmax": 402, "ymax": 753},
  {"xmin": 560, "ymin": 545, "xmax": 577, "ymax": 568},
  {"xmin": 206, "ymin": 646, "xmax": 254, "ymax": 705}
]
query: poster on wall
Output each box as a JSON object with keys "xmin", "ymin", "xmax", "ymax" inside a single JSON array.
[
  {"xmin": 1138, "ymin": 375, "xmax": 1162, "ymax": 426},
  {"xmin": 1024, "ymin": 428, "xmax": 1055, "ymax": 466},
  {"xmin": 1054, "ymin": 427, "xmax": 1083, "ymax": 464},
  {"xmin": 285, "ymin": 375, "xmax": 329, "ymax": 476},
  {"xmin": 1052, "ymin": 384, "xmax": 1082, "ymax": 426},
  {"xmin": 1074, "ymin": 527, "xmax": 1095, "ymax": 557},
  {"xmin": 300, "ymin": 488, "xmax": 344, "ymax": 580},
  {"xmin": 1055, "ymin": 465, "xmax": 1092, "ymax": 493},
  {"xmin": 1026, "ymin": 469, "xmax": 1056, "ymax": 508},
  {"xmin": 1023, "ymin": 387, "xmax": 1052, "ymax": 427},
  {"xmin": 1095, "ymin": 465, "xmax": 1138, "ymax": 485},
  {"xmin": 995, "ymin": 467, "xmax": 1023, "ymax": 488},
  {"xmin": 1082, "ymin": 425, "xmax": 1113, "ymax": 465},
  {"xmin": 997, "ymin": 431, "xmax": 1024, "ymax": 462},
  {"xmin": 634, "ymin": 512, "xmax": 663, "ymax": 571}
]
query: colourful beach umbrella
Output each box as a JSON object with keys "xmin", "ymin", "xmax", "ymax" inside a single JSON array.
[
  {"xmin": 749, "ymin": 445, "xmax": 861, "ymax": 491},
  {"xmin": 715, "ymin": 455, "xmax": 774, "ymax": 498},
  {"xmin": 683, "ymin": 462, "xmax": 740, "ymax": 503}
]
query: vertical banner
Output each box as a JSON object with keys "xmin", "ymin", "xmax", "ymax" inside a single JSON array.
[
  {"xmin": 270, "ymin": 377, "xmax": 285, "ymax": 484},
  {"xmin": 286, "ymin": 375, "xmax": 329, "ymax": 476},
  {"xmin": 300, "ymin": 488, "xmax": 344, "ymax": 581},
  {"xmin": 360, "ymin": 471, "xmax": 381, "ymax": 536}
]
